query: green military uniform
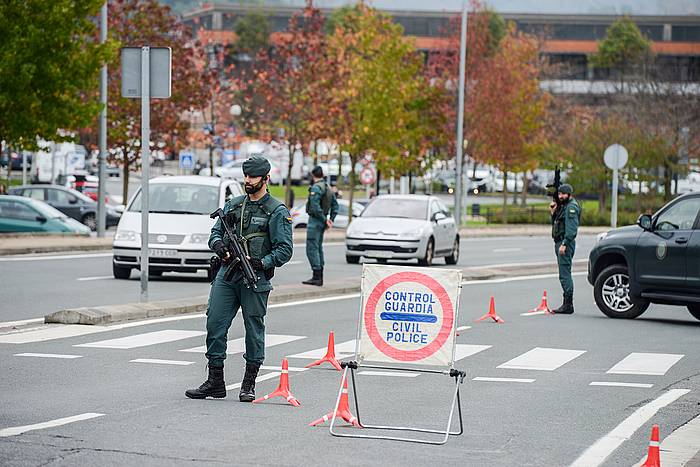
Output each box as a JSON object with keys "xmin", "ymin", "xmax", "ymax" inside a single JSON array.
[
  {"xmin": 551, "ymin": 184, "xmax": 581, "ymax": 310},
  {"xmin": 304, "ymin": 179, "xmax": 338, "ymax": 277},
  {"xmin": 205, "ymin": 192, "xmax": 293, "ymax": 367}
]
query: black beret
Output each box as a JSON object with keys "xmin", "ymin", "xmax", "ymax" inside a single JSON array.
[
  {"xmin": 558, "ymin": 183, "xmax": 573, "ymax": 194},
  {"xmin": 242, "ymin": 156, "xmax": 271, "ymax": 177}
]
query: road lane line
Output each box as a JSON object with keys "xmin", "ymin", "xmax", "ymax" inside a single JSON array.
[
  {"xmin": 358, "ymin": 371, "xmax": 419, "ymax": 378},
  {"xmin": 0, "ymin": 253, "xmax": 112, "ymax": 262},
  {"xmin": 76, "ymin": 330, "xmax": 205, "ymax": 349},
  {"xmin": 492, "ymin": 248, "xmax": 523, "ymax": 253},
  {"xmin": 130, "ymin": 358, "xmax": 195, "ymax": 366},
  {"xmin": 260, "ymin": 365, "xmax": 307, "ymax": 372},
  {"xmin": 473, "ymin": 377, "xmax": 535, "ymax": 383},
  {"xmin": 463, "ymin": 271, "xmax": 587, "ymax": 286},
  {"xmin": 469, "ymin": 259, "xmax": 587, "ymax": 270},
  {"xmin": 269, "ymin": 293, "xmax": 361, "ymax": 309},
  {"xmin": 455, "ymin": 344, "xmax": 492, "ymax": 361},
  {"xmin": 456, "ymin": 325, "xmax": 472, "ymax": 332},
  {"xmin": 77, "ymin": 275, "xmax": 113, "ymax": 282},
  {"xmin": 288, "ymin": 339, "xmax": 357, "ymax": 360},
  {"xmin": 570, "ymin": 388, "xmax": 691, "ymax": 467},
  {"xmin": 498, "ymin": 347, "xmax": 586, "ymax": 371},
  {"xmin": 180, "ymin": 334, "xmax": 304, "ymax": 354},
  {"xmin": 589, "ymin": 382, "xmax": 654, "ymax": 389},
  {"xmin": 633, "ymin": 413, "xmax": 700, "ymax": 467},
  {"xmin": 521, "ymin": 310, "xmax": 548, "ymax": 316},
  {"xmin": 14, "ymin": 353, "xmax": 82, "ymax": 359},
  {"xmin": 226, "ymin": 372, "xmax": 281, "ymax": 391},
  {"xmin": 0, "ymin": 413, "xmax": 105, "ymax": 438},
  {"xmin": 607, "ymin": 353, "xmax": 684, "ymax": 376}
]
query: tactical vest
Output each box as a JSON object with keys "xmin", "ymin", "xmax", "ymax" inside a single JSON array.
[
  {"xmin": 552, "ymin": 198, "xmax": 581, "ymax": 241},
  {"xmin": 225, "ymin": 194, "xmax": 283, "ymax": 263},
  {"xmin": 306, "ymin": 180, "xmax": 333, "ymax": 217}
]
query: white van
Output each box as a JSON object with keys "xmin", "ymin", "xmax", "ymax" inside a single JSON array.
[{"xmin": 31, "ymin": 141, "xmax": 86, "ymax": 183}]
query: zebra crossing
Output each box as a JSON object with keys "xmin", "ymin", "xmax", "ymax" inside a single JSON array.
[{"xmin": 4, "ymin": 327, "xmax": 686, "ymax": 388}]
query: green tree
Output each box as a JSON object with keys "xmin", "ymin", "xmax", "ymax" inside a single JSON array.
[
  {"xmin": 233, "ymin": 11, "xmax": 270, "ymax": 56},
  {"xmin": 0, "ymin": 0, "xmax": 114, "ymax": 185},
  {"xmin": 592, "ymin": 18, "xmax": 652, "ymax": 87}
]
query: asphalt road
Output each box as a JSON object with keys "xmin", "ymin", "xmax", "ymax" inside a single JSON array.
[
  {"xmin": 1, "ymin": 274, "xmax": 698, "ymax": 466},
  {"xmin": 0, "ymin": 235, "xmax": 596, "ymax": 322}
]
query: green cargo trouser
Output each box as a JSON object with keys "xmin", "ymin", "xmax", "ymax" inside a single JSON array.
[
  {"xmin": 205, "ymin": 268, "xmax": 270, "ymax": 367},
  {"xmin": 555, "ymin": 240, "xmax": 576, "ymax": 298},
  {"xmin": 306, "ymin": 218, "xmax": 326, "ymax": 270}
]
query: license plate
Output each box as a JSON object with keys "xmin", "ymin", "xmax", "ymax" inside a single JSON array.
[
  {"xmin": 150, "ymin": 248, "xmax": 177, "ymax": 257},
  {"xmin": 367, "ymin": 250, "xmax": 393, "ymax": 258}
]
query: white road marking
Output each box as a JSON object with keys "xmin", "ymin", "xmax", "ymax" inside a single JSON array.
[
  {"xmin": 358, "ymin": 371, "xmax": 419, "ymax": 378},
  {"xmin": 570, "ymin": 388, "xmax": 690, "ymax": 467},
  {"xmin": 77, "ymin": 275, "xmax": 113, "ymax": 282},
  {"xmin": 462, "ymin": 271, "xmax": 587, "ymax": 286},
  {"xmin": 0, "ymin": 413, "xmax": 105, "ymax": 438},
  {"xmin": 456, "ymin": 325, "xmax": 472, "ymax": 332},
  {"xmin": 14, "ymin": 353, "xmax": 83, "ymax": 359},
  {"xmin": 130, "ymin": 358, "xmax": 195, "ymax": 366},
  {"xmin": 454, "ymin": 344, "xmax": 492, "ymax": 361},
  {"xmin": 492, "ymin": 248, "xmax": 523, "ymax": 253},
  {"xmin": 287, "ymin": 339, "xmax": 357, "ymax": 360},
  {"xmin": 179, "ymin": 334, "xmax": 304, "ymax": 354},
  {"xmin": 75, "ymin": 330, "xmax": 205, "ymax": 349},
  {"xmin": 0, "ymin": 318, "xmax": 44, "ymax": 328},
  {"xmin": 260, "ymin": 365, "xmax": 307, "ymax": 372},
  {"xmin": 473, "ymin": 377, "xmax": 535, "ymax": 383},
  {"xmin": 498, "ymin": 347, "xmax": 586, "ymax": 371},
  {"xmin": 633, "ymin": 413, "xmax": 700, "ymax": 467},
  {"xmin": 226, "ymin": 371, "xmax": 281, "ymax": 391},
  {"xmin": 589, "ymin": 382, "xmax": 654, "ymax": 389},
  {"xmin": 607, "ymin": 353, "xmax": 684, "ymax": 376},
  {"xmin": 521, "ymin": 310, "xmax": 548, "ymax": 316},
  {"xmin": 469, "ymin": 259, "xmax": 587, "ymax": 270},
  {"xmin": 0, "ymin": 252, "xmax": 112, "ymax": 262},
  {"xmin": 268, "ymin": 293, "xmax": 361, "ymax": 309}
]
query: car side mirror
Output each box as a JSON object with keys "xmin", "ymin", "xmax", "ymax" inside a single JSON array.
[
  {"xmin": 36, "ymin": 215, "xmax": 47, "ymax": 223},
  {"xmin": 69, "ymin": 196, "xmax": 78, "ymax": 204},
  {"xmin": 637, "ymin": 214, "xmax": 653, "ymax": 231},
  {"xmin": 433, "ymin": 212, "xmax": 447, "ymax": 223}
]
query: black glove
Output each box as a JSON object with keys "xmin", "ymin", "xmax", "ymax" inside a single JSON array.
[
  {"xmin": 250, "ymin": 258, "xmax": 264, "ymax": 271},
  {"xmin": 212, "ymin": 240, "xmax": 227, "ymax": 261}
]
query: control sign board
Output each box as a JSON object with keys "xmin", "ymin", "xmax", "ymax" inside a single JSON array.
[{"xmin": 359, "ymin": 265, "xmax": 461, "ymax": 368}]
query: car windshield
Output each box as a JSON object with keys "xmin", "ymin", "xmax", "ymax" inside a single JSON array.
[
  {"xmin": 128, "ymin": 184, "xmax": 219, "ymax": 215},
  {"xmin": 361, "ymin": 198, "xmax": 428, "ymax": 219},
  {"xmin": 28, "ymin": 199, "xmax": 66, "ymax": 219}
]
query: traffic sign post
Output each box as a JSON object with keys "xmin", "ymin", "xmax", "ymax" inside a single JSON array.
[
  {"xmin": 329, "ymin": 264, "xmax": 465, "ymax": 445},
  {"xmin": 604, "ymin": 144, "xmax": 628, "ymax": 229},
  {"xmin": 179, "ymin": 152, "xmax": 195, "ymax": 173},
  {"xmin": 360, "ymin": 167, "xmax": 376, "ymax": 199}
]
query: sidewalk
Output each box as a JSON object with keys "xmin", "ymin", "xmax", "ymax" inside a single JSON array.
[{"xmin": 0, "ymin": 225, "xmax": 609, "ymax": 256}]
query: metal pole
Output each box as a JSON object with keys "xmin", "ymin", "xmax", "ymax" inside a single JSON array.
[
  {"xmin": 97, "ymin": 2, "xmax": 108, "ymax": 237},
  {"xmin": 140, "ymin": 46, "xmax": 150, "ymax": 302},
  {"xmin": 611, "ymin": 147, "xmax": 619, "ymax": 229},
  {"xmin": 51, "ymin": 142, "xmax": 57, "ymax": 184},
  {"xmin": 454, "ymin": 0, "xmax": 468, "ymax": 226},
  {"xmin": 22, "ymin": 151, "xmax": 27, "ymax": 185}
]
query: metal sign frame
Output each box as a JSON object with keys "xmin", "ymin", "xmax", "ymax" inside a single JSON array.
[{"xmin": 329, "ymin": 264, "xmax": 466, "ymax": 445}]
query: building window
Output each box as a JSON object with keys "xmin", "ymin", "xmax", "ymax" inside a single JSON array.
[
  {"xmin": 547, "ymin": 54, "xmax": 588, "ymax": 80},
  {"xmin": 672, "ymin": 26, "xmax": 700, "ymax": 42}
]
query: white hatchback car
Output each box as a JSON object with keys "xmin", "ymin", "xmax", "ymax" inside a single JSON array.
[
  {"xmin": 112, "ymin": 176, "xmax": 243, "ymax": 280},
  {"xmin": 199, "ymin": 159, "xmax": 283, "ymax": 185},
  {"xmin": 345, "ymin": 195, "xmax": 459, "ymax": 266},
  {"xmin": 289, "ymin": 199, "xmax": 365, "ymax": 229}
]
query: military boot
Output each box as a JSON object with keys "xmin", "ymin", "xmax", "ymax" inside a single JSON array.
[
  {"xmin": 552, "ymin": 296, "xmax": 574, "ymax": 314},
  {"xmin": 302, "ymin": 269, "xmax": 323, "ymax": 286},
  {"xmin": 239, "ymin": 363, "xmax": 261, "ymax": 402},
  {"xmin": 185, "ymin": 364, "xmax": 226, "ymax": 399}
]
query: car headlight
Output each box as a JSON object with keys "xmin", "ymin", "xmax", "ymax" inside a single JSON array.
[
  {"xmin": 189, "ymin": 233, "xmax": 210, "ymax": 244},
  {"xmin": 115, "ymin": 230, "xmax": 138, "ymax": 242},
  {"xmin": 404, "ymin": 227, "xmax": 424, "ymax": 237},
  {"xmin": 596, "ymin": 232, "xmax": 608, "ymax": 243}
]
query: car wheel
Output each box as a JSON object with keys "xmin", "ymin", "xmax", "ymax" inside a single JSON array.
[
  {"xmin": 82, "ymin": 213, "xmax": 97, "ymax": 231},
  {"xmin": 688, "ymin": 305, "xmax": 700, "ymax": 321},
  {"xmin": 113, "ymin": 262, "xmax": 131, "ymax": 280},
  {"xmin": 418, "ymin": 238, "xmax": 434, "ymax": 267},
  {"xmin": 445, "ymin": 237, "xmax": 459, "ymax": 265},
  {"xmin": 346, "ymin": 255, "xmax": 360, "ymax": 264},
  {"xmin": 593, "ymin": 264, "xmax": 649, "ymax": 319}
]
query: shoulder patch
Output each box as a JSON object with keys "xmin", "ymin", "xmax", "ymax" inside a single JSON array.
[{"xmin": 286, "ymin": 216, "xmax": 293, "ymax": 223}]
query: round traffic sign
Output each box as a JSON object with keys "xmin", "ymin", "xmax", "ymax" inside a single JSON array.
[
  {"xmin": 359, "ymin": 167, "xmax": 375, "ymax": 186},
  {"xmin": 363, "ymin": 271, "xmax": 454, "ymax": 362},
  {"xmin": 604, "ymin": 144, "xmax": 628, "ymax": 170}
]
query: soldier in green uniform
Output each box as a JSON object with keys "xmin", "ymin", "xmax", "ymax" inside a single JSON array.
[
  {"xmin": 550, "ymin": 183, "xmax": 581, "ymax": 314},
  {"xmin": 302, "ymin": 166, "xmax": 338, "ymax": 286},
  {"xmin": 186, "ymin": 156, "xmax": 293, "ymax": 402}
]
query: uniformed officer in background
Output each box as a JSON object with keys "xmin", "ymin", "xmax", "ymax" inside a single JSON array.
[
  {"xmin": 186, "ymin": 156, "xmax": 293, "ymax": 402},
  {"xmin": 549, "ymin": 183, "xmax": 581, "ymax": 314},
  {"xmin": 302, "ymin": 165, "xmax": 338, "ymax": 287}
]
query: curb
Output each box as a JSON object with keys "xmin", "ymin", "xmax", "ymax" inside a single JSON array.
[{"xmin": 44, "ymin": 262, "xmax": 586, "ymax": 325}]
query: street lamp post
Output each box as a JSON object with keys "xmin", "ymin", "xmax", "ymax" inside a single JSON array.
[{"xmin": 454, "ymin": 0, "xmax": 468, "ymax": 227}]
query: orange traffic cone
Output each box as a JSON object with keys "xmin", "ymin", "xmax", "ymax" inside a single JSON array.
[
  {"xmin": 641, "ymin": 424, "xmax": 661, "ymax": 467},
  {"xmin": 476, "ymin": 296, "xmax": 505, "ymax": 323},
  {"xmin": 309, "ymin": 374, "xmax": 361, "ymax": 428},
  {"xmin": 305, "ymin": 331, "xmax": 342, "ymax": 371},
  {"xmin": 252, "ymin": 358, "xmax": 301, "ymax": 407},
  {"xmin": 524, "ymin": 290, "xmax": 552, "ymax": 315}
]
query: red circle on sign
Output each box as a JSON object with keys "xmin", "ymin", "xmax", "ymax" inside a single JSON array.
[
  {"xmin": 364, "ymin": 271, "xmax": 454, "ymax": 362},
  {"xmin": 359, "ymin": 168, "xmax": 375, "ymax": 185}
]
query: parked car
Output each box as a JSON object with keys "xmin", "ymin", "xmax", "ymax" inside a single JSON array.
[
  {"xmin": 289, "ymin": 199, "xmax": 365, "ymax": 229},
  {"xmin": 112, "ymin": 176, "xmax": 243, "ymax": 280},
  {"xmin": 588, "ymin": 192, "xmax": 700, "ymax": 321},
  {"xmin": 345, "ymin": 194, "xmax": 459, "ymax": 266},
  {"xmin": 9, "ymin": 185, "xmax": 120, "ymax": 231},
  {"xmin": 199, "ymin": 159, "xmax": 283, "ymax": 185},
  {"xmin": 0, "ymin": 195, "xmax": 91, "ymax": 234},
  {"xmin": 0, "ymin": 151, "xmax": 32, "ymax": 171}
]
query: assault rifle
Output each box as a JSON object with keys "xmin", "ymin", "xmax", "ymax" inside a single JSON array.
[
  {"xmin": 210, "ymin": 208, "xmax": 258, "ymax": 289},
  {"xmin": 546, "ymin": 166, "xmax": 561, "ymax": 206}
]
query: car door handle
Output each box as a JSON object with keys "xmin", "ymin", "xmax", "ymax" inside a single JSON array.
[{"xmin": 675, "ymin": 237, "xmax": 688, "ymax": 244}]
